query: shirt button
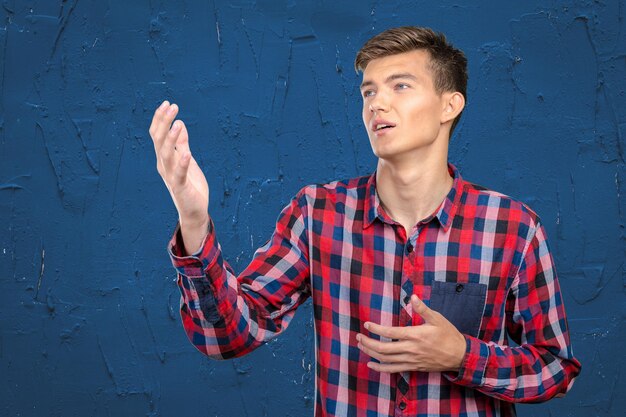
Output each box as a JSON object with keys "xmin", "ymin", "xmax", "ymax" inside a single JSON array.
[
  {"xmin": 403, "ymin": 295, "xmax": 411, "ymax": 305},
  {"xmin": 406, "ymin": 242, "xmax": 413, "ymax": 253},
  {"xmin": 399, "ymin": 401, "xmax": 407, "ymax": 410},
  {"xmin": 456, "ymin": 284, "xmax": 464, "ymax": 293}
]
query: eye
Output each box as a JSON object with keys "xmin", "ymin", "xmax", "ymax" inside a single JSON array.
[
  {"xmin": 362, "ymin": 90, "xmax": 375, "ymax": 98},
  {"xmin": 395, "ymin": 83, "xmax": 410, "ymax": 90}
]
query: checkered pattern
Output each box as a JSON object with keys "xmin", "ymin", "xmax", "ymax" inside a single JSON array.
[{"xmin": 169, "ymin": 164, "xmax": 580, "ymax": 417}]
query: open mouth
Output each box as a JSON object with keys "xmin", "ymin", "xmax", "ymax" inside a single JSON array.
[
  {"xmin": 375, "ymin": 124, "xmax": 394, "ymax": 131},
  {"xmin": 373, "ymin": 122, "xmax": 396, "ymax": 133}
]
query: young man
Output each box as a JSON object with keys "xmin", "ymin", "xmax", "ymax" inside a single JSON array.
[{"xmin": 149, "ymin": 26, "xmax": 580, "ymax": 417}]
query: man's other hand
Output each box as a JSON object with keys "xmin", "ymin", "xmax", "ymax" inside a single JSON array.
[{"xmin": 357, "ymin": 295, "xmax": 467, "ymax": 373}]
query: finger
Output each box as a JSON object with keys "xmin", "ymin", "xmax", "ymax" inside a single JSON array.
[
  {"xmin": 174, "ymin": 120, "xmax": 191, "ymax": 155},
  {"xmin": 357, "ymin": 338, "xmax": 414, "ymax": 361},
  {"xmin": 410, "ymin": 295, "xmax": 439, "ymax": 324},
  {"xmin": 367, "ymin": 361, "xmax": 415, "ymax": 374},
  {"xmin": 357, "ymin": 333, "xmax": 410, "ymax": 355},
  {"xmin": 364, "ymin": 321, "xmax": 409, "ymax": 340},
  {"xmin": 154, "ymin": 103, "xmax": 179, "ymax": 147},
  {"xmin": 149, "ymin": 100, "xmax": 170, "ymax": 142},
  {"xmin": 361, "ymin": 347, "xmax": 414, "ymax": 364},
  {"xmin": 173, "ymin": 152, "xmax": 191, "ymax": 186},
  {"xmin": 160, "ymin": 120, "xmax": 183, "ymax": 171},
  {"xmin": 150, "ymin": 101, "xmax": 174, "ymax": 146}
]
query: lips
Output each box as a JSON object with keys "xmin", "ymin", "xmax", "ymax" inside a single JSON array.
[{"xmin": 371, "ymin": 118, "xmax": 396, "ymax": 134}]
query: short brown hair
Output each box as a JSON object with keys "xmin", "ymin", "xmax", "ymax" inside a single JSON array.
[{"xmin": 355, "ymin": 26, "xmax": 468, "ymax": 135}]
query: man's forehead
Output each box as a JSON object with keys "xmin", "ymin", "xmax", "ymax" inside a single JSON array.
[{"xmin": 360, "ymin": 51, "xmax": 431, "ymax": 86}]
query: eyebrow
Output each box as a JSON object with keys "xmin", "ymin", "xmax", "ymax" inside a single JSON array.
[{"xmin": 360, "ymin": 73, "xmax": 419, "ymax": 90}]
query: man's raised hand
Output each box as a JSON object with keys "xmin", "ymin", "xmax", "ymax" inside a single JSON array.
[{"xmin": 149, "ymin": 101, "xmax": 210, "ymax": 254}]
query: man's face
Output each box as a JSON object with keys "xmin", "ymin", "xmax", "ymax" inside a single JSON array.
[{"xmin": 360, "ymin": 50, "xmax": 449, "ymax": 162}]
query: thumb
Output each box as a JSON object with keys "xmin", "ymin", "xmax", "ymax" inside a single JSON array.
[{"xmin": 410, "ymin": 295, "xmax": 438, "ymax": 324}]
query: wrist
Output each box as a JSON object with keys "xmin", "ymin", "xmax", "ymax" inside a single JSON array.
[
  {"xmin": 179, "ymin": 215, "xmax": 210, "ymax": 256},
  {"xmin": 180, "ymin": 214, "xmax": 209, "ymax": 231},
  {"xmin": 451, "ymin": 332, "xmax": 468, "ymax": 372}
]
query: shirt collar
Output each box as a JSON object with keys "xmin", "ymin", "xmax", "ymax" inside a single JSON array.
[{"xmin": 363, "ymin": 162, "xmax": 464, "ymax": 233}]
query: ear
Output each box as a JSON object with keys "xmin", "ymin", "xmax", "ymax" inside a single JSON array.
[{"xmin": 440, "ymin": 92, "xmax": 465, "ymax": 124}]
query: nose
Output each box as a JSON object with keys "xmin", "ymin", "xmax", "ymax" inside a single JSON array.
[{"xmin": 368, "ymin": 92, "xmax": 389, "ymax": 113}]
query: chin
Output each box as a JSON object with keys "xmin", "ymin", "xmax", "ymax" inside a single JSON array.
[
  {"xmin": 372, "ymin": 136, "xmax": 441, "ymax": 160},
  {"xmin": 370, "ymin": 138, "xmax": 410, "ymax": 159},
  {"xmin": 371, "ymin": 147, "xmax": 402, "ymax": 161},
  {"xmin": 369, "ymin": 137, "xmax": 397, "ymax": 158}
]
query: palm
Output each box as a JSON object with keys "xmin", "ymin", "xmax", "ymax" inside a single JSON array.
[{"xmin": 168, "ymin": 154, "xmax": 209, "ymax": 221}]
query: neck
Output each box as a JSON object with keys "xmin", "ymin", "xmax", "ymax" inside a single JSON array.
[{"xmin": 375, "ymin": 153, "xmax": 453, "ymax": 235}]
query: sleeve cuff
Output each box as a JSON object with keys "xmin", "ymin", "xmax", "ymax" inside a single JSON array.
[
  {"xmin": 168, "ymin": 218, "xmax": 220, "ymax": 278},
  {"xmin": 444, "ymin": 335, "xmax": 489, "ymax": 387}
]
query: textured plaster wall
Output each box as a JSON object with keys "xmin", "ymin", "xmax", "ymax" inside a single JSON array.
[{"xmin": 0, "ymin": 1, "xmax": 624, "ymax": 416}]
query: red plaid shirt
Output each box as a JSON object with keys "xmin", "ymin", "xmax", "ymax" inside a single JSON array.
[{"xmin": 169, "ymin": 163, "xmax": 580, "ymax": 417}]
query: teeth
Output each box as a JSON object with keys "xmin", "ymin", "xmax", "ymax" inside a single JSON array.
[{"xmin": 376, "ymin": 124, "xmax": 391, "ymax": 131}]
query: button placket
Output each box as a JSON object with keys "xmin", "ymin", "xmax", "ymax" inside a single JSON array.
[
  {"xmin": 406, "ymin": 241, "xmax": 413, "ymax": 254},
  {"xmin": 397, "ymin": 232, "xmax": 419, "ymax": 416},
  {"xmin": 400, "ymin": 232, "xmax": 416, "ymax": 314}
]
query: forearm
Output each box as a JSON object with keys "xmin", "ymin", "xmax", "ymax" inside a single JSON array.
[
  {"xmin": 170, "ymin": 192, "xmax": 311, "ymax": 360},
  {"xmin": 173, "ymin": 227, "xmax": 282, "ymax": 359},
  {"xmin": 178, "ymin": 271, "xmax": 283, "ymax": 360},
  {"xmin": 447, "ymin": 335, "xmax": 581, "ymax": 403},
  {"xmin": 449, "ymin": 221, "xmax": 580, "ymax": 402}
]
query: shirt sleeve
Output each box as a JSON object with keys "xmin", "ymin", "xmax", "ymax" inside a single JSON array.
[
  {"xmin": 445, "ymin": 221, "xmax": 581, "ymax": 402},
  {"xmin": 168, "ymin": 190, "xmax": 311, "ymax": 360}
]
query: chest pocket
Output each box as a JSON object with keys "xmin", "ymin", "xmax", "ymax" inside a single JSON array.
[{"xmin": 429, "ymin": 281, "xmax": 487, "ymax": 338}]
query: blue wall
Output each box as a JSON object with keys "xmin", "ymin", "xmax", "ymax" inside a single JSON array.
[{"xmin": 1, "ymin": 1, "xmax": 624, "ymax": 416}]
